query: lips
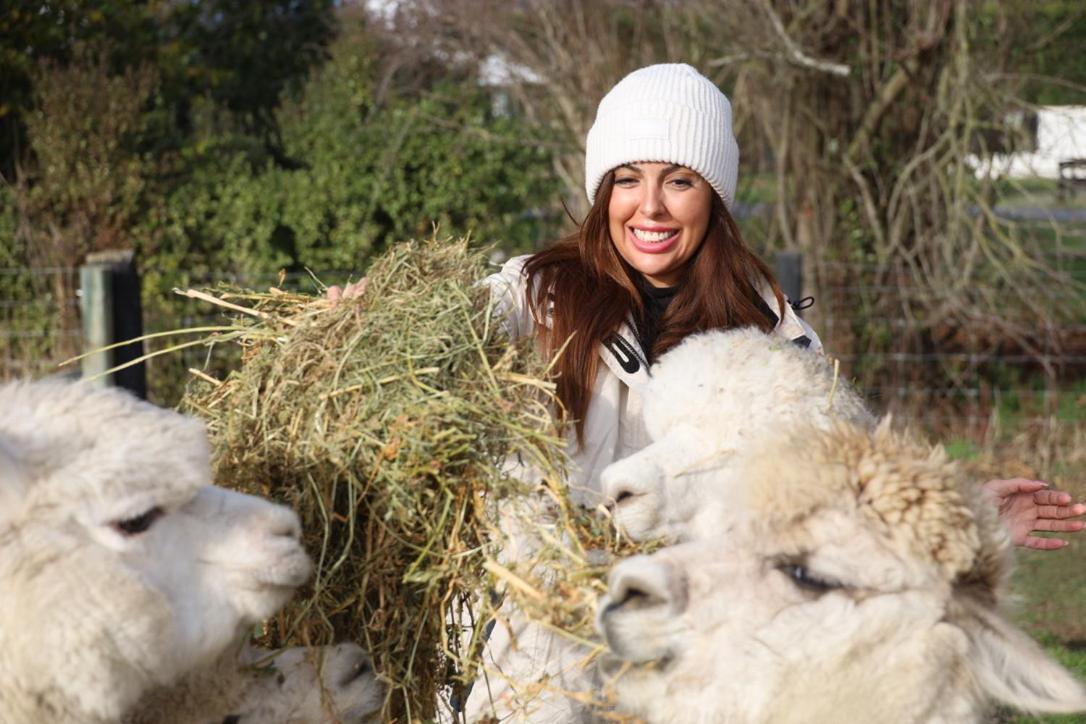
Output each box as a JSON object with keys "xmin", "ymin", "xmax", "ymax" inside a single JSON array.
[{"xmin": 628, "ymin": 226, "xmax": 680, "ymax": 254}]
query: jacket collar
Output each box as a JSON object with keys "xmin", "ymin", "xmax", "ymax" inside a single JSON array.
[{"xmin": 599, "ymin": 321, "xmax": 651, "ymax": 387}]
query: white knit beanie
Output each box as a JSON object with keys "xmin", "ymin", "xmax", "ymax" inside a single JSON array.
[{"xmin": 584, "ymin": 63, "xmax": 739, "ymax": 209}]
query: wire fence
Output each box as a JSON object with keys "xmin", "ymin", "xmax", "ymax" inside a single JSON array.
[
  {"xmin": 0, "ymin": 266, "xmax": 83, "ymax": 380},
  {"xmin": 808, "ymin": 215, "xmax": 1086, "ymax": 433},
  {"xmin": 3, "ymin": 246, "xmax": 1086, "ymax": 437}
]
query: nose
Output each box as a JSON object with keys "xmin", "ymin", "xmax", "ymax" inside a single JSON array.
[
  {"xmin": 263, "ymin": 504, "xmax": 303, "ymax": 542},
  {"xmin": 638, "ymin": 182, "xmax": 665, "ymax": 218},
  {"xmin": 603, "ymin": 476, "xmax": 645, "ymax": 513},
  {"xmin": 604, "ymin": 554, "xmax": 686, "ymax": 616},
  {"xmin": 601, "ymin": 456, "xmax": 659, "ymax": 511}
]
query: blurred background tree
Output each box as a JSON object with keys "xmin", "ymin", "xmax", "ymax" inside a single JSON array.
[
  {"xmin": 0, "ymin": 0, "xmax": 561, "ymax": 313},
  {"xmin": 1, "ymin": 0, "xmax": 1084, "ymax": 401}
]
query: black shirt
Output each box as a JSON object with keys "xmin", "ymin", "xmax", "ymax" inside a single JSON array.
[
  {"xmin": 632, "ymin": 278, "xmax": 809, "ymax": 362},
  {"xmin": 633, "ymin": 276, "xmax": 679, "ymax": 362}
]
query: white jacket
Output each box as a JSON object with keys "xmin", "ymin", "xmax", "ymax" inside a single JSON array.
[
  {"xmin": 461, "ymin": 255, "xmax": 822, "ymax": 722},
  {"xmin": 484, "ymin": 254, "xmax": 822, "ymax": 507}
]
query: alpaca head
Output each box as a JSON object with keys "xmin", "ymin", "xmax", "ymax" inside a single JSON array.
[
  {"xmin": 604, "ymin": 328, "xmax": 872, "ymax": 544},
  {"xmin": 601, "ymin": 426, "xmax": 732, "ymax": 542},
  {"xmin": 0, "ymin": 380, "xmax": 313, "ymax": 721},
  {"xmin": 597, "ymin": 421, "xmax": 1086, "ymax": 723},
  {"xmin": 641, "ymin": 328, "xmax": 870, "ymax": 443}
]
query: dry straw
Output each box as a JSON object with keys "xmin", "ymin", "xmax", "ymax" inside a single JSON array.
[{"xmin": 177, "ymin": 238, "xmax": 640, "ymax": 721}]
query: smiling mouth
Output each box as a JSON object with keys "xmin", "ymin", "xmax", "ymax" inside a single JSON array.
[{"xmin": 631, "ymin": 227, "xmax": 678, "ymax": 243}]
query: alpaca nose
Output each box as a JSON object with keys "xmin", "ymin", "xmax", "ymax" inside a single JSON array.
[
  {"xmin": 600, "ymin": 460, "xmax": 657, "ymax": 511},
  {"xmin": 604, "ymin": 554, "xmax": 686, "ymax": 615},
  {"xmin": 604, "ymin": 483, "xmax": 637, "ymax": 513},
  {"xmin": 263, "ymin": 505, "xmax": 302, "ymax": 541}
]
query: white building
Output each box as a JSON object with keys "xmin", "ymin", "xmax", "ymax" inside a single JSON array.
[{"xmin": 973, "ymin": 106, "xmax": 1086, "ymax": 179}]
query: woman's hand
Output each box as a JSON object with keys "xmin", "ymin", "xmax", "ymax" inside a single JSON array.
[
  {"xmin": 982, "ymin": 478, "xmax": 1086, "ymax": 550},
  {"xmin": 326, "ymin": 278, "xmax": 367, "ymax": 306}
]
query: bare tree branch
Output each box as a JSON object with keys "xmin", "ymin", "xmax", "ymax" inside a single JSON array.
[{"xmin": 752, "ymin": 0, "xmax": 851, "ymax": 76}]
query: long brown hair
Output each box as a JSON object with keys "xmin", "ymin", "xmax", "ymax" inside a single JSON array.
[{"xmin": 524, "ymin": 171, "xmax": 785, "ymax": 445}]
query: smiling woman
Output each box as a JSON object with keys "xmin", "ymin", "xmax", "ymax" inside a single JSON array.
[
  {"xmin": 321, "ymin": 61, "xmax": 1086, "ymax": 721},
  {"xmin": 512, "ymin": 64, "xmax": 816, "ymax": 461},
  {"xmin": 608, "ymin": 162, "xmax": 713, "ymax": 288},
  {"xmin": 456, "ymin": 63, "xmax": 821, "ymax": 722}
]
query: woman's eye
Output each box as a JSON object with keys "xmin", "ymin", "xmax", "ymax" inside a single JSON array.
[
  {"xmin": 112, "ymin": 507, "xmax": 164, "ymax": 536},
  {"xmin": 614, "ymin": 176, "xmax": 638, "ymax": 187},
  {"xmin": 669, "ymin": 177, "xmax": 694, "ymax": 189},
  {"xmin": 778, "ymin": 562, "xmax": 841, "ymax": 594}
]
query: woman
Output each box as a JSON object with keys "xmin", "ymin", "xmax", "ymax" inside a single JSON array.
[
  {"xmin": 489, "ymin": 64, "xmax": 819, "ymax": 509},
  {"xmin": 330, "ymin": 63, "xmax": 1083, "ymax": 720},
  {"xmin": 331, "ymin": 63, "xmax": 1083, "ymax": 548}
]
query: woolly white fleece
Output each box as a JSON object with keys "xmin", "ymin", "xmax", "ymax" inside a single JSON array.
[
  {"xmin": 0, "ymin": 380, "xmax": 381, "ymax": 723},
  {"xmin": 598, "ymin": 416, "xmax": 1086, "ymax": 723},
  {"xmin": 602, "ymin": 327, "xmax": 871, "ymax": 542}
]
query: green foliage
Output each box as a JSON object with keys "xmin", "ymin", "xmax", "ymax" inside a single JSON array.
[
  {"xmin": 0, "ymin": 0, "xmax": 336, "ymax": 179},
  {"xmin": 2, "ymin": 7, "xmax": 558, "ymax": 396},
  {"xmin": 140, "ymin": 27, "xmax": 560, "ymax": 285},
  {"xmin": 23, "ymin": 51, "xmax": 157, "ymax": 263},
  {"xmin": 0, "ymin": 183, "xmax": 82, "ymax": 379},
  {"xmin": 160, "ymin": 0, "xmax": 335, "ymax": 141},
  {"xmin": 0, "ymin": 1, "xmax": 160, "ymax": 178},
  {"xmin": 998, "ymin": 1, "xmax": 1086, "ymax": 105}
]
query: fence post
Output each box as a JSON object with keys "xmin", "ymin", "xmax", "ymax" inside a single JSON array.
[
  {"xmin": 775, "ymin": 250, "xmax": 804, "ymax": 309},
  {"xmin": 80, "ymin": 250, "xmax": 146, "ymax": 398},
  {"xmin": 80, "ymin": 262, "xmax": 113, "ymax": 385}
]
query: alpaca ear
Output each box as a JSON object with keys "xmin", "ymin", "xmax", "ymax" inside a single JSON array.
[{"xmin": 961, "ymin": 599, "xmax": 1086, "ymax": 715}]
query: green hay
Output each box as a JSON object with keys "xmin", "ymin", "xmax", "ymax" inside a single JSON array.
[{"xmin": 180, "ymin": 238, "xmax": 575, "ymax": 720}]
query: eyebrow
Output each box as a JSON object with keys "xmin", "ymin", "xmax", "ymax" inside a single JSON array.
[{"xmin": 619, "ymin": 163, "xmax": 688, "ymax": 175}]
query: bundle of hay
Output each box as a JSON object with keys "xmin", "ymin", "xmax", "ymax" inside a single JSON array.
[{"xmin": 180, "ymin": 238, "xmax": 585, "ymax": 720}]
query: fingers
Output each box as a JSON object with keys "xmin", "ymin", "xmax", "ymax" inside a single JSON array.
[
  {"xmin": 344, "ymin": 278, "xmax": 368, "ymax": 299},
  {"xmin": 326, "ymin": 278, "xmax": 366, "ymax": 307},
  {"xmin": 1032, "ymin": 490, "xmax": 1073, "ymax": 507},
  {"xmin": 982, "ymin": 478, "xmax": 1047, "ymax": 498},
  {"xmin": 1032, "ymin": 518, "xmax": 1086, "ymax": 533},
  {"xmin": 1033, "ymin": 498, "xmax": 1086, "ymax": 520},
  {"xmin": 1022, "ymin": 535, "xmax": 1070, "ymax": 551}
]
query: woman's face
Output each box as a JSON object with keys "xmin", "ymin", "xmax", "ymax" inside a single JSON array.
[{"xmin": 608, "ymin": 162, "xmax": 714, "ymax": 288}]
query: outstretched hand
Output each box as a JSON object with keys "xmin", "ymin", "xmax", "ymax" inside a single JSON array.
[{"xmin": 982, "ymin": 478, "xmax": 1086, "ymax": 550}]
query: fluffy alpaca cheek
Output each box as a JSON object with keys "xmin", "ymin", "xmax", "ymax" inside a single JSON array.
[
  {"xmin": 10, "ymin": 540, "xmax": 180, "ymax": 717},
  {"xmin": 609, "ymin": 639, "xmax": 775, "ymax": 724},
  {"xmin": 176, "ymin": 487, "xmax": 313, "ymax": 622},
  {"xmin": 766, "ymin": 591, "xmax": 948, "ymax": 676},
  {"xmin": 127, "ymin": 516, "xmax": 263, "ymax": 668}
]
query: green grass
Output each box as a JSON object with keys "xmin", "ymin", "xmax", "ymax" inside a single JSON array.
[
  {"xmin": 995, "ymin": 177, "xmax": 1086, "ymax": 211},
  {"xmin": 942, "ymin": 408, "xmax": 1086, "ymax": 722},
  {"xmin": 1003, "ymin": 546, "xmax": 1086, "ymax": 722},
  {"xmin": 945, "ymin": 438, "xmax": 982, "ymax": 461}
]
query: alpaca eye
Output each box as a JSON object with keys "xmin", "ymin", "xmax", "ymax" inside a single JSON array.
[
  {"xmin": 778, "ymin": 562, "xmax": 841, "ymax": 594},
  {"xmin": 112, "ymin": 507, "xmax": 164, "ymax": 536}
]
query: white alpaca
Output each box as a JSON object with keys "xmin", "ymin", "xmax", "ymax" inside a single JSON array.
[
  {"xmin": 597, "ymin": 421, "xmax": 1086, "ymax": 723},
  {"xmin": 602, "ymin": 327, "xmax": 871, "ymax": 542},
  {"xmin": 0, "ymin": 380, "xmax": 382, "ymax": 723}
]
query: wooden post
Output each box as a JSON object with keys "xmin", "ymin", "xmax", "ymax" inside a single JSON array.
[
  {"xmin": 80, "ymin": 262, "xmax": 113, "ymax": 385},
  {"xmin": 80, "ymin": 250, "xmax": 146, "ymax": 398},
  {"xmin": 775, "ymin": 250, "xmax": 803, "ymax": 310}
]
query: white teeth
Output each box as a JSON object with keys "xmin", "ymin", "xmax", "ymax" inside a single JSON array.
[{"xmin": 632, "ymin": 228, "xmax": 676, "ymax": 243}]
